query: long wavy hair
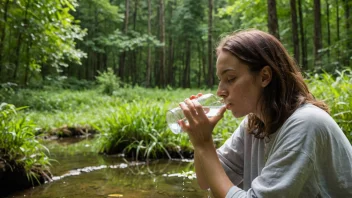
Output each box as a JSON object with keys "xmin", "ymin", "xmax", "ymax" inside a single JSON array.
[{"xmin": 216, "ymin": 29, "xmax": 329, "ymax": 138}]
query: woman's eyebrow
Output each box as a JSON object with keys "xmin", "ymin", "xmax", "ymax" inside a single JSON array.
[{"xmin": 217, "ymin": 68, "xmax": 236, "ymax": 77}]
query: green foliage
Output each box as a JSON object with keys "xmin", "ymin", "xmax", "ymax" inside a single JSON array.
[
  {"xmin": 0, "ymin": 103, "xmax": 51, "ymax": 183},
  {"xmin": 0, "ymin": 0, "xmax": 86, "ymax": 84},
  {"xmin": 307, "ymin": 70, "xmax": 352, "ymax": 141},
  {"xmin": 96, "ymin": 68, "xmax": 121, "ymax": 95},
  {"xmin": 8, "ymin": 70, "xmax": 352, "ymax": 161}
]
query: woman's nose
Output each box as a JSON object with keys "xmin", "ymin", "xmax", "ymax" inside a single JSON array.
[{"xmin": 217, "ymin": 88, "xmax": 227, "ymax": 98}]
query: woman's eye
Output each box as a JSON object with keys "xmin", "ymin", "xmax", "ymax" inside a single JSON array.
[{"xmin": 227, "ymin": 77, "xmax": 236, "ymax": 83}]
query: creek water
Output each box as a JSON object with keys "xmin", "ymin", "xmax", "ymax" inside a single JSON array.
[{"xmin": 7, "ymin": 138, "xmax": 211, "ymax": 198}]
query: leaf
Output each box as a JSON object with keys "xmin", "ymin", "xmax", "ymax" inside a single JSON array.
[{"xmin": 108, "ymin": 194, "xmax": 123, "ymax": 197}]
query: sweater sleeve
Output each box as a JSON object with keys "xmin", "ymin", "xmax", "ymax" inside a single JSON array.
[
  {"xmin": 217, "ymin": 118, "xmax": 246, "ymax": 186},
  {"xmin": 225, "ymin": 150, "xmax": 314, "ymax": 198}
]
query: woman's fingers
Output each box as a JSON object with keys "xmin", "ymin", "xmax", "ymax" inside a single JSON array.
[
  {"xmin": 209, "ymin": 106, "xmax": 226, "ymax": 124},
  {"xmin": 179, "ymin": 101, "xmax": 196, "ymax": 126},
  {"xmin": 192, "ymin": 100, "xmax": 208, "ymax": 120}
]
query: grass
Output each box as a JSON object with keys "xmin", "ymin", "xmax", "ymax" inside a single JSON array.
[
  {"xmin": 0, "ymin": 103, "xmax": 52, "ymax": 184},
  {"xmin": 1, "ymin": 70, "xmax": 351, "ymax": 162}
]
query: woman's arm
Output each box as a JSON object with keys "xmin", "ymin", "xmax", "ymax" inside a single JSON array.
[
  {"xmin": 194, "ymin": 150, "xmax": 210, "ymax": 190},
  {"xmin": 194, "ymin": 141, "xmax": 234, "ymax": 198}
]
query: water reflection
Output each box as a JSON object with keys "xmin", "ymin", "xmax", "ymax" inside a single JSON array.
[{"xmin": 8, "ymin": 139, "xmax": 212, "ymax": 198}]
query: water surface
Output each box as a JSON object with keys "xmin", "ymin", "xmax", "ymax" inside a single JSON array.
[{"xmin": 8, "ymin": 138, "xmax": 211, "ymax": 198}]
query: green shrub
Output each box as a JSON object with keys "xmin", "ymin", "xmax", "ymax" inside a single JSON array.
[
  {"xmin": 308, "ymin": 69, "xmax": 352, "ymax": 141},
  {"xmin": 96, "ymin": 68, "xmax": 121, "ymax": 95},
  {"xmin": 0, "ymin": 103, "xmax": 52, "ymax": 183}
]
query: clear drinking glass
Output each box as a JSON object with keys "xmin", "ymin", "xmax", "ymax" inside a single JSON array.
[{"xmin": 166, "ymin": 93, "xmax": 225, "ymax": 134}]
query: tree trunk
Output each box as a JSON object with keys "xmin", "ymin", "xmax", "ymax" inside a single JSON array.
[
  {"xmin": 132, "ymin": 0, "xmax": 139, "ymax": 85},
  {"xmin": 298, "ymin": 0, "xmax": 307, "ymax": 69},
  {"xmin": 167, "ymin": 0, "xmax": 176, "ymax": 87},
  {"xmin": 24, "ymin": 41, "xmax": 32, "ymax": 86},
  {"xmin": 13, "ymin": 0, "xmax": 31, "ymax": 80},
  {"xmin": 326, "ymin": 0, "xmax": 331, "ymax": 64},
  {"xmin": 313, "ymin": 0, "xmax": 322, "ymax": 68},
  {"xmin": 146, "ymin": 0, "xmax": 151, "ymax": 87},
  {"xmin": 183, "ymin": 40, "xmax": 191, "ymax": 88},
  {"xmin": 290, "ymin": 0, "xmax": 300, "ymax": 65},
  {"xmin": 0, "ymin": 0, "xmax": 10, "ymax": 77},
  {"xmin": 119, "ymin": 0, "xmax": 129, "ymax": 81},
  {"xmin": 267, "ymin": 0, "xmax": 280, "ymax": 39},
  {"xmin": 159, "ymin": 0, "xmax": 165, "ymax": 87},
  {"xmin": 208, "ymin": 0, "xmax": 214, "ymax": 88},
  {"xmin": 336, "ymin": 0, "xmax": 340, "ymax": 62},
  {"xmin": 344, "ymin": 0, "xmax": 351, "ymax": 66}
]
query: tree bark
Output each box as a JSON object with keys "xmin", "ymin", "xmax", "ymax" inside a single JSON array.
[
  {"xmin": 159, "ymin": 0, "xmax": 165, "ymax": 87},
  {"xmin": 267, "ymin": 0, "xmax": 280, "ymax": 39},
  {"xmin": 146, "ymin": 0, "xmax": 151, "ymax": 87},
  {"xmin": 290, "ymin": 0, "xmax": 300, "ymax": 65},
  {"xmin": 208, "ymin": 0, "xmax": 214, "ymax": 88},
  {"xmin": 336, "ymin": 0, "xmax": 340, "ymax": 62},
  {"xmin": 119, "ymin": 0, "xmax": 129, "ymax": 81},
  {"xmin": 0, "ymin": 0, "xmax": 10, "ymax": 77},
  {"xmin": 13, "ymin": 0, "xmax": 31, "ymax": 80},
  {"xmin": 167, "ymin": 0, "xmax": 176, "ymax": 87},
  {"xmin": 344, "ymin": 0, "xmax": 350, "ymax": 66},
  {"xmin": 313, "ymin": 0, "xmax": 323, "ymax": 68},
  {"xmin": 183, "ymin": 40, "xmax": 191, "ymax": 88},
  {"xmin": 326, "ymin": 0, "xmax": 331, "ymax": 64},
  {"xmin": 298, "ymin": 0, "xmax": 307, "ymax": 69}
]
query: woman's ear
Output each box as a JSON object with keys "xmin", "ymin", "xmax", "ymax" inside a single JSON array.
[{"xmin": 260, "ymin": 66, "xmax": 272, "ymax": 87}]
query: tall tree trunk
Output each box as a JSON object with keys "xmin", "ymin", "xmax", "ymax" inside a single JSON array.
[
  {"xmin": 119, "ymin": 0, "xmax": 129, "ymax": 81},
  {"xmin": 298, "ymin": 0, "xmax": 307, "ymax": 69},
  {"xmin": 13, "ymin": 0, "xmax": 31, "ymax": 80},
  {"xmin": 344, "ymin": 0, "xmax": 350, "ymax": 66},
  {"xmin": 313, "ymin": 0, "xmax": 323, "ymax": 68},
  {"xmin": 131, "ymin": 0, "xmax": 139, "ymax": 85},
  {"xmin": 267, "ymin": 0, "xmax": 280, "ymax": 39},
  {"xmin": 0, "ymin": 0, "xmax": 10, "ymax": 77},
  {"xmin": 183, "ymin": 40, "xmax": 191, "ymax": 88},
  {"xmin": 167, "ymin": 0, "xmax": 176, "ymax": 86},
  {"xmin": 24, "ymin": 40, "xmax": 32, "ymax": 85},
  {"xmin": 159, "ymin": 0, "xmax": 165, "ymax": 87},
  {"xmin": 326, "ymin": 0, "xmax": 331, "ymax": 64},
  {"xmin": 146, "ymin": 0, "xmax": 151, "ymax": 87},
  {"xmin": 290, "ymin": 0, "xmax": 300, "ymax": 65},
  {"xmin": 208, "ymin": 0, "xmax": 214, "ymax": 88},
  {"xmin": 336, "ymin": 0, "xmax": 340, "ymax": 62}
]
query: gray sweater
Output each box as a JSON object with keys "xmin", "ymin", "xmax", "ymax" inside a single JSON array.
[{"xmin": 217, "ymin": 104, "xmax": 352, "ymax": 198}]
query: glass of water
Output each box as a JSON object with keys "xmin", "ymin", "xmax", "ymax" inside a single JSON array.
[{"xmin": 166, "ymin": 93, "xmax": 225, "ymax": 134}]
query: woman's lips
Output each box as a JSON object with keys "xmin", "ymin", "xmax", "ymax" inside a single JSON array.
[{"xmin": 226, "ymin": 103, "xmax": 231, "ymax": 109}]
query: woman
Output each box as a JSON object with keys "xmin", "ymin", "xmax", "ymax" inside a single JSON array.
[{"xmin": 179, "ymin": 29, "xmax": 352, "ymax": 198}]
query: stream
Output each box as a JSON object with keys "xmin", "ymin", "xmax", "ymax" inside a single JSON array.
[{"xmin": 7, "ymin": 138, "xmax": 211, "ymax": 198}]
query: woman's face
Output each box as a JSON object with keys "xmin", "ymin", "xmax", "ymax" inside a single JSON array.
[{"xmin": 216, "ymin": 50, "xmax": 264, "ymax": 118}]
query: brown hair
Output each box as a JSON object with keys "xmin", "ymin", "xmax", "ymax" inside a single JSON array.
[{"xmin": 216, "ymin": 29, "xmax": 329, "ymax": 138}]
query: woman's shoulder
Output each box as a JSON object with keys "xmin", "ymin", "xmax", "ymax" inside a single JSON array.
[{"xmin": 285, "ymin": 103, "xmax": 337, "ymax": 131}]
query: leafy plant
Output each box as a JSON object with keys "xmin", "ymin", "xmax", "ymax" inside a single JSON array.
[
  {"xmin": 0, "ymin": 103, "xmax": 52, "ymax": 184},
  {"xmin": 96, "ymin": 68, "xmax": 121, "ymax": 95}
]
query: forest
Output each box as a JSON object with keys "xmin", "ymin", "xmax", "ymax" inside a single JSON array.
[
  {"xmin": 0, "ymin": 0, "xmax": 351, "ymax": 88},
  {"xmin": 0, "ymin": 0, "xmax": 352, "ymax": 197}
]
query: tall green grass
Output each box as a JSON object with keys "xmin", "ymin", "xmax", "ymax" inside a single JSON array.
[
  {"xmin": 0, "ymin": 103, "xmax": 52, "ymax": 183},
  {"xmin": 307, "ymin": 69, "xmax": 352, "ymax": 141}
]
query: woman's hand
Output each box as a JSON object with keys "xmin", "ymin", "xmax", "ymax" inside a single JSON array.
[{"xmin": 178, "ymin": 93, "xmax": 226, "ymax": 149}]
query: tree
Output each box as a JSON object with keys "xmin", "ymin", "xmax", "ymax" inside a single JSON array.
[
  {"xmin": 290, "ymin": 0, "xmax": 300, "ymax": 65},
  {"xmin": 146, "ymin": 0, "xmax": 152, "ymax": 87},
  {"xmin": 267, "ymin": 0, "xmax": 280, "ymax": 39},
  {"xmin": 159, "ymin": 0, "xmax": 165, "ymax": 87},
  {"xmin": 298, "ymin": 0, "xmax": 307, "ymax": 69},
  {"xmin": 313, "ymin": 0, "xmax": 323, "ymax": 68},
  {"xmin": 208, "ymin": 0, "xmax": 214, "ymax": 88}
]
